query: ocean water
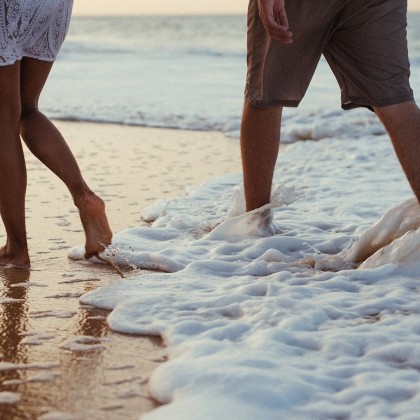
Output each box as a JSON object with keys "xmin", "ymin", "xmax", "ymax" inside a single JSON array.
[
  {"xmin": 42, "ymin": 15, "xmax": 247, "ymax": 134},
  {"xmin": 57, "ymin": 14, "xmax": 420, "ymax": 419},
  {"xmin": 44, "ymin": 13, "xmax": 420, "ymax": 138}
]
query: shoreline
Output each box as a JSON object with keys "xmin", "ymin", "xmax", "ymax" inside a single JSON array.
[{"xmin": 0, "ymin": 121, "xmax": 242, "ymax": 418}]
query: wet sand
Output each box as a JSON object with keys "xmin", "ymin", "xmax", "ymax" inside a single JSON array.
[{"xmin": 0, "ymin": 121, "xmax": 241, "ymax": 419}]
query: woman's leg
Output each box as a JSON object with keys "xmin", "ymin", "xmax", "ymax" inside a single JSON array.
[
  {"xmin": 0, "ymin": 62, "xmax": 30, "ymax": 269},
  {"xmin": 19, "ymin": 58, "xmax": 112, "ymax": 258}
]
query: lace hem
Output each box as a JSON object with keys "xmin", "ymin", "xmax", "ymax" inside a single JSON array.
[{"xmin": 0, "ymin": 0, "xmax": 73, "ymax": 65}]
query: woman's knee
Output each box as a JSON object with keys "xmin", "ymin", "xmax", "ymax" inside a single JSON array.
[
  {"xmin": 0, "ymin": 101, "xmax": 21, "ymax": 135},
  {"xmin": 20, "ymin": 103, "xmax": 39, "ymax": 120},
  {"xmin": 0, "ymin": 63, "xmax": 22, "ymax": 131}
]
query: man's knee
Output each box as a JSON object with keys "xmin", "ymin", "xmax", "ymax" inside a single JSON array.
[
  {"xmin": 375, "ymin": 101, "xmax": 419, "ymax": 121},
  {"xmin": 243, "ymin": 99, "xmax": 283, "ymax": 122}
]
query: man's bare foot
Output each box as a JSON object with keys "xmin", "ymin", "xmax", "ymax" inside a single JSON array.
[
  {"xmin": 0, "ymin": 245, "xmax": 30, "ymax": 270},
  {"xmin": 74, "ymin": 192, "xmax": 113, "ymax": 259}
]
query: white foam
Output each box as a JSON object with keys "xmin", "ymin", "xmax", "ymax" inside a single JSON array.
[
  {"xmin": 39, "ymin": 412, "xmax": 76, "ymax": 420},
  {"xmin": 60, "ymin": 336, "xmax": 109, "ymax": 352},
  {"xmin": 0, "ymin": 391, "xmax": 21, "ymax": 404},
  {"xmin": 0, "ymin": 297, "xmax": 25, "ymax": 304},
  {"xmin": 344, "ymin": 198, "xmax": 420, "ymax": 264},
  {"xmin": 10, "ymin": 282, "xmax": 48, "ymax": 288},
  {"xmin": 28, "ymin": 372, "xmax": 59, "ymax": 383},
  {"xmin": 21, "ymin": 331, "xmax": 55, "ymax": 346},
  {"xmin": 0, "ymin": 362, "xmax": 59, "ymax": 372},
  {"xmin": 73, "ymin": 130, "xmax": 420, "ymax": 418},
  {"xmin": 29, "ymin": 310, "xmax": 77, "ymax": 319}
]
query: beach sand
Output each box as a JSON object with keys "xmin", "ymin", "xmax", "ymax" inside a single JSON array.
[{"xmin": 0, "ymin": 121, "xmax": 241, "ymax": 419}]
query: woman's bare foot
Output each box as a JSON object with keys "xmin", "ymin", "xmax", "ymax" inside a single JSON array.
[
  {"xmin": 0, "ymin": 245, "xmax": 30, "ymax": 270},
  {"xmin": 74, "ymin": 192, "xmax": 113, "ymax": 259}
]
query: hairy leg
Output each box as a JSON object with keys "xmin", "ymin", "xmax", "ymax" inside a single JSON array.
[
  {"xmin": 19, "ymin": 58, "xmax": 112, "ymax": 258},
  {"xmin": 375, "ymin": 101, "xmax": 420, "ymax": 204},
  {"xmin": 0, "ymin": 62, "xmax": 30, "ymax": 269},
  {"xmin": 240, "ymin": 100, "xmax": 282, "ymax": 211}
]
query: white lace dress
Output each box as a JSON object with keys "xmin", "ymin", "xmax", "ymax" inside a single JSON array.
[{"xmin": 0, "ymin": 0, "xmax": 73, "ymax": 66}]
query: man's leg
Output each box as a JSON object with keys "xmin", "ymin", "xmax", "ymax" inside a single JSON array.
[
  {"xmin": 240, "ymin": 100, "xmax": 282, "ymax": 212},
  {"xmin": 0, "ymin": 62, "xmax": 30, "ymax": 269},
  {"xmin": 374, "ymin": 101, "xmax": 420, "ymax": 204}
]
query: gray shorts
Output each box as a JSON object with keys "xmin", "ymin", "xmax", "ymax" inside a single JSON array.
[{"xmin": 245, "ymin": 0, "xmax": 414, "ymax": 110}]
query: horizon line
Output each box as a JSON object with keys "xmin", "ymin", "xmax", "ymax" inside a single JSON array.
[
  {"xmin": 73, "ymin": 10, "xmax": 420, "ymax": 17},
  {"xmin": 72, "ymin": 12, "xmax": 248, "ymax": 17}
]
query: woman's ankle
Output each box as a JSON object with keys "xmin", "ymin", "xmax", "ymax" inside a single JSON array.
[{"xmin": 0, "ymin": 244, "xmax": 30, "ymax": 269}]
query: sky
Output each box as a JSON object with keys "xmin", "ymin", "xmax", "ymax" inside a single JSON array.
[
  {"xmin": 73, "ymin": 0, "xmax": 248, "ymax": 16},
  {"xmin": 73, "ymin": 0, "xmax": 420, "ymax": 16}
]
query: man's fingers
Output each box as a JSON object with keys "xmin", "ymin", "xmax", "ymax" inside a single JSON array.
[
  {"xmin": 276, "ymin": 9, "xmax": 289, "ymax": 29},
  {"xmin": 271, "ymin": 32, "xmax": 293, "ymax": 44},
  {"xmin": 263, "ymin": 21, "xmax": 293, "ymax": 44},
  {"xmin": 259, "ymin": 9, "xmax": 292, "ymax": 44}
]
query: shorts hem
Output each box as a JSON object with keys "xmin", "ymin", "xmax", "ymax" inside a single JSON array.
[
  {"xmin": 245, "ymin": 94, "xmax": 301, "ymax": 109},
  {"xmin": 342, "ymin": 93, "xmax": 415, "ymax": 111}
]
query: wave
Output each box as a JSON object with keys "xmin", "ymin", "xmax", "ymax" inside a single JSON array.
[
  {"xmin": 62, "ymin": 42, "xmax": 245, "ymax": 61},
  {"xmin": 46, "ymin": 13, "xmax": 420, "ymax": 141},
  {"xmin": 48, "ymin": 105, "xmax": 387, "ymax": 143}
]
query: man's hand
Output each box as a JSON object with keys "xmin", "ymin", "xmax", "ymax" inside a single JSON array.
[{"xmin": 258, "ymin": 0, "xmax": 292, "ymax": 44}]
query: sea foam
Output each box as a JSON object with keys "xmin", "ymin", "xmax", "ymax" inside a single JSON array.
[{"xmin": 71, "ymin": 131, "xmax": 420, "ymax": 418}]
